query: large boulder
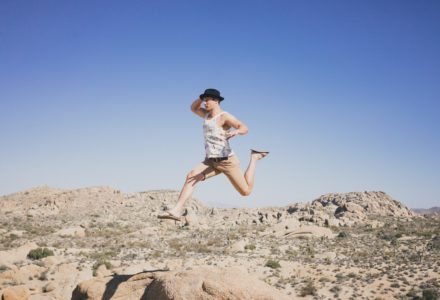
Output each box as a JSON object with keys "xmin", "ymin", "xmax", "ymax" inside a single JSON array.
[
  {"xmin": 270, "ymin": 218, "xmax": 301, "ymax": 237},
  {"xmin": 0, "ymin": 242, "xmax": 39, "ymax": 267},
  {"xmin": 72, "ymin": 272, "xmax": 154, "ymax": 300},
  {"xmin": 72, "ymin": 266, "xmax": 289, "ymax": 300},
  {"xmin": 1, "ymin": 286, "xmax": 30, "ymax": 300},
  {"xmin": 0, "ymin": 264, "xmax": 46, "ymax": 284}
]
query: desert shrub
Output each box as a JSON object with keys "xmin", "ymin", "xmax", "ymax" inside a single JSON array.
[
  {"xmin": 24, "ymin": 224, "xmax": 56, "ymax": 236},
  {"xmin": 377, "ymin": 230, "xmax": 396, "ymax": 241},
  {"xmin": 27, "ymin": 248, "xmax": 54, "ymax": 260},
  {"xmin": 406, "ymin": 288, "xmax": 418, "ymax": 298},
  {"xmin": 336, "ymin": 273, "xmax": 348, "ymax": 282},
  {"xmin": 330, "ymin": 285, "xmax": 341, "ymax": 294},
  {"xmin": 0, "ymin": 265, "xmax": 9, "ymax": 273},
  {"xmin": 337, "ymin": 231, "xmax": 349, "ymax": 238},
  {"xmin": 270, "ymin": 246, "xmax": 281, "ymax": 255},
  {"xmin": 151, "ymin": 250, "xmax": 161, "ymax": 258},
  {"xmin": 245, "ymin": 244, "xmax": 256, "ymax": 250},
  {"xmin": 227, "ymin": 231, "xmax": 239, "ymax": 241},
  {"xmin": 38, "ymin": 270, "xmax": 49, "ymax": 281},
  {"xmin": 84, "ymin": 250, "xmax": 117, "ymax": 261},
  {"xmin": 303, "ymin": 244, "xmax": 315, "ymax": 257},
  {"xmin": 192, "ymin": 242, "xmax": 211, "ymax": 253},
  {"xmin": 92, "ymin": 260, "xmax": 112, "ymax": 277},
  {"xmin": 265, "ymin": 260, "xmax": 281, "ymax": 269},
  {"xmin": 285, "ymin": 249, "xmax": 298, "ymax": 259},
  {"xmin": 422, "ymin": 288, "xmax": 439, "ymax": 300},
  {"xmin": 300, "ymin": 280, "xmax": 317, "ymax": 296},
  {"xmin": 168, "ymin": 238, "xmax": 183, "ymax": 251},
  {"xmin": 9, "ymin": 233, "xmax": 19, "ymax": 240},
  {"xmin": 428, "ymin": 236, "xmax": 440, "ymax": 251}
]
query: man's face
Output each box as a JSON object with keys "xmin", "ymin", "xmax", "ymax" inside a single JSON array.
[{"xmin": 202, "ymin": 97, "xmax": 219, "ymax": 110}]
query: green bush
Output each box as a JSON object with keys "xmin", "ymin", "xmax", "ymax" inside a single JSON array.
[
  {"xmin": 428, "ymin": 236, "xmax": 440, "ymax": 251},
  {"xmin": 423, "ymin": 288, "xmax": 439, "ymax": 300},
  {"xmin": 245, "ymin": 244, "xmax": 256, "ymax": 250},
  {"xmin": 27, "ymin": 248, "xmax": 54, "ymax": 260},
  {"xmin": 265, "ymin": 260, "xmax": 281, "ymax": 269},
  {"xmin": 337, "ymin": 231, "xmax": 349, "ymax": 238},
  {"xmin": 300, "ymin": 280, "xmax": 317, "ymax": 296},
  {"xmin": 0, "ymin": 265, "xmax": 9, "ymax": 273},
  {"xmin": 92, "ymin": 260, "xmax": 112, "ymax": 277}
]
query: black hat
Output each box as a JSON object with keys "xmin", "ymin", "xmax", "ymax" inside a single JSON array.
[{"xmin": 199, "ymin": 88, "xmax": 224, "ymax": 101}]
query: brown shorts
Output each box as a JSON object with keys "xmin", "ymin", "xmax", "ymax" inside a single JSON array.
[{"xmin": 201, "ymin": 155, "xmax": 248, "ymax": 194}]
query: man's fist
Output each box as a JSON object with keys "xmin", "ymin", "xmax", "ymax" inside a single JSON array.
[{"xmin": 226, "ymin": 130, "xmax": 239, "ymax": 140}]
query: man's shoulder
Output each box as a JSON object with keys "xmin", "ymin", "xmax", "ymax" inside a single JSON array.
[{"xmin": 221, "ymin": 111, "xmax": 236, "ymax": 119}]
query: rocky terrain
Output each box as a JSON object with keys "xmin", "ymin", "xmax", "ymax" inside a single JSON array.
[{"xmin": 0, "ymin": 186, "xmax": 439, "ymax": 299}]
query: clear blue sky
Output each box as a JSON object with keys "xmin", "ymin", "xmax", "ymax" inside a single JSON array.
[{"xmin": 1, "ymin": 0, "xmax": 439, "ymax": 208}]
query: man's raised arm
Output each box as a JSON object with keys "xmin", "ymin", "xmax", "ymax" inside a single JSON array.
[{"xmin": 191, "ymin": 98, "xmax": 207, "ymax": 118}]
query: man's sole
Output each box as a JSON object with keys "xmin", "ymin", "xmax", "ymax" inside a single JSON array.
[
  {"xmin": 251, "ymin": 149, "xmax": 270, "ymax": 155},
  {"xmin": 157, "ymin": 211, "xmax": 181, "ymax": 221}
]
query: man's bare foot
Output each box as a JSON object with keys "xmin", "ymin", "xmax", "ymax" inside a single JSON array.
[
  {"xmin": 251, "ymin": 149, "xmax": 269, "ymax": 160},
  {"xmin": 157, "ymin": 209, "xmax": 182, "ymax": 221}
]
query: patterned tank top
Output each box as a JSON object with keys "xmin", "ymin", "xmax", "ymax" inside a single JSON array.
[{"xmin": 203, "ymin": 111, "xmax": 234, "ymax": 158}]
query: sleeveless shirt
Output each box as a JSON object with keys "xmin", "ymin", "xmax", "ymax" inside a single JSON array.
[{"xmin": 203, "ymin": 111, "xmax": 234, "ymax": 158}]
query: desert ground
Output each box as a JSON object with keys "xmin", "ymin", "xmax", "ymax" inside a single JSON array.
[{"xmin": 1, "ymin": 186, "xmax": 439, "ymax": 299}]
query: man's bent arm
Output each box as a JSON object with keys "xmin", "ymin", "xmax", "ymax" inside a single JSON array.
[
  {"xmin": 225, "ymin": 114, "xmax": 248, "ymax": 139},
  {"xmin": 191, "ymin": 98, "xmax": 207, "ymax": 118},
  {"xmin": 234, "ymin": 122, "xmax": 249, "ymax": 135}
]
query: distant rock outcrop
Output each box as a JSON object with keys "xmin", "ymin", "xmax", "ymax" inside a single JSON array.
[
  {"xmin": 413, "ymin": 207, "xmax": 440, "ymax": 215},
  {"xmin": 286, "ymin": 191, "xmax": 415, "ymax": 226},
  {"xmin": 1, "ymin": 186, "xmax": 209, "ymax": 221},
  {"xmin": 313, "ymin": 191, "xmax": 415, "ymax": 217},
  {"xmin": 0, "ymin": 187, "xmax": 415, "ymax": 229}
]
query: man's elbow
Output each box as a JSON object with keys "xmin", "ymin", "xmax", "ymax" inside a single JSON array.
[{"xmin": 241, "ymin": 126, "xmax": 249, "ymax": 135}]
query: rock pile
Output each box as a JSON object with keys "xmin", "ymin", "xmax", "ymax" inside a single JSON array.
[
  {"xmin": 1, "ymin": 187, "xmax": 415, "ymax": 231},
  {"xmin": 285, "ymin": 191, "xmax": 415, "ymax": 226},
  {"xmin": 72, "ymin": 266, "xmax": 289, "ymax": 300},
  {"xmin": 0, "ymin": 186, "xmax": 419, "ymax": 299}
]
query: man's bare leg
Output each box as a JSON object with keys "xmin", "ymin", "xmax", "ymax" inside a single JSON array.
[
  {"xmin": 169, "ymin": 174, "xmax": 202, "ymax": 216},
  {"xmin": 227, "ymin": 150, "xmax": 269, "ymax": 196},
  {"xmin": 167, "ymin": 163, "xmax": 215, "ymax": 217},
  {"xmin": 244, "ymin": 150, "xmax": 269, "ymax": 194}
]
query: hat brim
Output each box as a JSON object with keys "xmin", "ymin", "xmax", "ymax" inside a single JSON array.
[{"xmin": 200, "ymin": 93, "xmax": 224, "ymax": 101}]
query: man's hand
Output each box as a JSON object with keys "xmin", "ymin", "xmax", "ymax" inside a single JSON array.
[
  {"xmin": 191, "ymin": 98, "xmax": 207, "ymax": 118},
  {"xmin": 226, "ymin": 130, "xmax": 239, "ymax": 140},
  {"xmin": 223, "ymin": 113, "xmax": 248, "ymax": 137}
]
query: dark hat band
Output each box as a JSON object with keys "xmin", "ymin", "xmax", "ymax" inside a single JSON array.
[{"xmin": 200, "ymin": 88, "xmax": 224, "ymax": 101}]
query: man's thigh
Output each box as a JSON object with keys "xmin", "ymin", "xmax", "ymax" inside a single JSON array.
[
  {"xmin": 195, "ymin": 160, "xmax": 221, "ymax": 180},
  {"xmin": 218, "ymin": 156, "xmax": 248, "ymax": 193}
]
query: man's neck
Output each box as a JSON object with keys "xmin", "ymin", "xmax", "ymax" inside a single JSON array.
[{"xmin": 209, "ymin": 107, "xmax": 222, "ymax": 117}]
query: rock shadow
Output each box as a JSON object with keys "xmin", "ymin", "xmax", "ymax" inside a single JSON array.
[{"xmin": 71, "ymin": 268, "xmax": 169, "ymax": 300}]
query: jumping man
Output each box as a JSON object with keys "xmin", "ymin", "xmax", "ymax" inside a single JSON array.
[{"xmin": 158, "ymin": 88, "xmax": 269, "ymax": 221}]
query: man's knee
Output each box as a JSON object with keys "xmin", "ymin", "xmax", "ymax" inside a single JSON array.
[
  {"xmin": 186, "ymin": 171, "xmax": 204, "ymax": 183},
  {"xmin": 239, "ymin": 188, "xmax": 252, "ymax": 197},
  {"xmin": 186, "ymin": 171, "xmax": 193, "ymax": 179}
]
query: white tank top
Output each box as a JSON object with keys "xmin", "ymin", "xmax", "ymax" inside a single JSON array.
[{"xmin": 203, "ymin": 111, "xmax": 234, "ymax": 158}]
